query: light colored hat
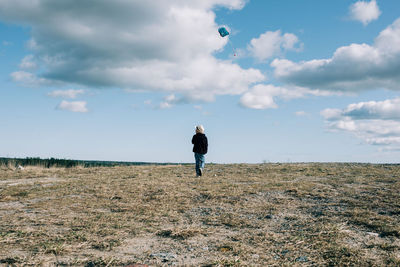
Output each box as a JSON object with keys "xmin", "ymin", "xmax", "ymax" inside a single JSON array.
[{"xmin": 195, "ymin": 125, "xmax": 204, "ymax": 134}]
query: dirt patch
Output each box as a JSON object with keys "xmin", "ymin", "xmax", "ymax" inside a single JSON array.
[{"xmin": 0, "ymin": 177, "xmax": 65, "ymax": 187}]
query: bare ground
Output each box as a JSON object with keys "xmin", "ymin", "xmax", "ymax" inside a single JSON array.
[{"xmin": 1, "ymin": 163, "xmax": 400, "ymax": 266}]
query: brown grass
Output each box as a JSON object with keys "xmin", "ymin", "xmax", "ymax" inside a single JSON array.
[{"xmin": 1, "ymin": 163, "xmax": 400, "ymax": 266}]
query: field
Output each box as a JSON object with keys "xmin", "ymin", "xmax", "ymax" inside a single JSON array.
[{"xmin": 1, "ymin": 163, "xmax": 400, "ymax": 266}]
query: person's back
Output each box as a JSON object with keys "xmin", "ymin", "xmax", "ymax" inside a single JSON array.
[
  {"xmin": 192, "ymin": 132, "xmax": 208, "ymax": 154},
  {"xmin": 192, "ymin": 125, "xmax": 208, "ymax": 177}
]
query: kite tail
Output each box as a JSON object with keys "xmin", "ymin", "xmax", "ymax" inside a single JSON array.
[{"xmin": 228, "ymin": 39, "xmax": 237, "ymax": 57}]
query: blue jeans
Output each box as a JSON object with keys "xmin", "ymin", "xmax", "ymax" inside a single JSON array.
[{"xmin": 194, "ymin": 153, "xmax": 205, "ymax": 176}]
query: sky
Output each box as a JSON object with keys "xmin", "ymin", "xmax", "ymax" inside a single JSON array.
[{"xmin": 1, "ymin": 0, "xmax": 400, "ymax": 163}]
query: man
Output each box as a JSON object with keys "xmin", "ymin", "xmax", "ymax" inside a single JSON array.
[{"xmin": 192, "ymin": 125, "xmax": 208, "ymax": 177}]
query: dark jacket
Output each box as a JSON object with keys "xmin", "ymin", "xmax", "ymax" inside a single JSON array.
[{"xmin": 192, "ymin": 133, "xmax": 208, "ymax": 154}]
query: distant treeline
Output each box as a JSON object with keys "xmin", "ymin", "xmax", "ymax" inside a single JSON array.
[{"xmin": 0, "ymin": 157, "xmax": 187, "ymax": 168}]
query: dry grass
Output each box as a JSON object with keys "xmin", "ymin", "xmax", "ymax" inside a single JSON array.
[{"xmin": 1, "ymin": 163, "xmax": 400, "ymax": 266}]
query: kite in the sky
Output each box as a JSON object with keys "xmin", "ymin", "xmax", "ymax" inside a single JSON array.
[
  {"xmin": 218, "ymin": 27, "xmax": 236, "ymax": 56},
  {"xmin": 218, "ymin": 27, "xmax": 229, "ymax": 37}
]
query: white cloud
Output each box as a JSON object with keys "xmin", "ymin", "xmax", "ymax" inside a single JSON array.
[
  {"xmin": 48, "ymin": 89, "xmax": 84, "ymax": 99},
  {"xmin": 342, "ymin": 98, "xmax": 400, "ymax": 120},
  {"xmin": 320, "ymin": 108, "xmax": 343, "ymax": 120},
  {"xmin": 10, "ymin": 71, "xmax": 52, "ymax": 87},
  {"xmin": 19, "ymin": 55, "xmax": 37, "ymax": 70},
  {"xmin": 158, "ymin": 94, "xmax": 193, "ymax": 109},
  {"xmin": 158, "ymin": 94, "xmax": 176, "ymax": 109},
  {"xmin": 56, "ymin": 100, "xmax": 88, "ymax": 113},
  {"xmin": 159, "ymin": 102, "xmax": 173, "ymax": 109},
  {"xmin": 164, "ymin": 94, "xmax": 176, "ymax": 102},
  {"xmin": 240, "ymin": 84, "xmax": 336, "ymax": 110},
  {"xmin": 321, "ymin": 97, "xmax": 400, "ymax": 148},
  {"xmin": 350, "ymin": 0, "xmax": 381, "ymax": 26},
  {"xmin": 240, "ymin": 85, "xmax": 279, "ymax": 109},
  {"xmin": 247, "ymin": 30, "xmax": 302, "ymax": 62},
  {"xmin": 11, "ymin": 71, "xmax": 35, "ymax": 83},
  {"xmin": 272, "ymin": 18, "xmax": 400, "ymax": 92},
  {"xmin": 0, "ymin": 0, "xmax": 264, "ymax": 100}
]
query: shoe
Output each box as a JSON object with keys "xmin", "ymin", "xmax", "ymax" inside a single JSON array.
[{"xmin": 199, "ymin": 168, "xmax": 203, "ymax": 176}]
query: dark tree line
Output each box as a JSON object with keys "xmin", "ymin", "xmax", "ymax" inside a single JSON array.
[{"xmin": 0, "ymin": 157, "xmax": 188, "ymax": 168}]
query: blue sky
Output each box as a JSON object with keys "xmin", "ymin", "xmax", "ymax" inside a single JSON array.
[{"xmin": 1, "ymin": 0, "xmax": 400, "ymax": 163}]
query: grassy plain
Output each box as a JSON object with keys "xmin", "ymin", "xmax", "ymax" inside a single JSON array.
[{"xmin": 1, "ymin": 163, "xmax": 400, "ymax": 266}]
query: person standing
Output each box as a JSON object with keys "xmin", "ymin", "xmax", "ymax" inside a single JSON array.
[{"xmin": 192, "ymin": 125, "xmax": 208, "ymax": 177}]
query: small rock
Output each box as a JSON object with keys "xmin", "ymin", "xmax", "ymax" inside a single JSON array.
[
  {"xmin": 150, "ymin": 252, "xmax": 176, "ymax": 262},
  {"xmin": 295, "ymin": 256, "xmax": 308, "ymax": 262},
  {"xmin": 85, "ymin": 262, "xmax": 95, "ymax": 267},
  {"xmin": 156, "ymin": 229, "xmax": 172, "ymax": 238},
  {"xmin": 265, "ymin": 215, "xmax": 273, "ymax": 219},
  {"xmin": 367, "ymin": 232, "xmax": 379, "ymax": 237}
]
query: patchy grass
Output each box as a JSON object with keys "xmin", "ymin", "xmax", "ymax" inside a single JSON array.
[{"xmin": 1, "ymin": 163, "xmax": 400, "ymax": 266}]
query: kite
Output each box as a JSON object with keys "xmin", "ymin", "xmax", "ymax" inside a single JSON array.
[
  {"xmin": 218, "ymin": 26, "xmax": 237, "ymax": 56},
  {"xmin": 218, "ymin": 27, "xmax": 229, "ymax": 37}
]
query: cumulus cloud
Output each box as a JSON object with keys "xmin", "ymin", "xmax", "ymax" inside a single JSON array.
[
  {"xmin": 56, "ymin": 100, "xmax": 88, "ymax": 113},
  {"xmin": 48, "ymin": 89, "xmax": 84, "ymax": 99},
  {"xmin": 0, "ymin": 0, "xmax": 264, "ymax": 100},
  {"xmin": 321, "ymin": 98, "xmax": 400, "ymax": 147},
  {"xmin": 158, "ymin": 94, "xmax": 177, "ymax": 109},
  {"xmin": 247, "ymin": 30, "xmax": 302, "ymax": 62},
  {"xmin": 350, "ymin": 0, "xmax": 381, "ymax": 26},
  {"xmin": 240, "ymin": 85, "xmax": 280, "ymax": 109},
  {"xmin": 19, "ymin": 55, "xmax": 37, "ymax": 70},
  {"xmin": 272, "ymin": 18, "xmax": 400, "ymax": 92},
  {"xmin": 158, "ymin": 93, "xmax": 195, "ymax": 109},
  {"xmin": 240, "ymin": 84, "xmax": 336, "ymax": 110},
  {"xmin": 10, "ymin": 71, "xmax": 52, "ymax": 87}
]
